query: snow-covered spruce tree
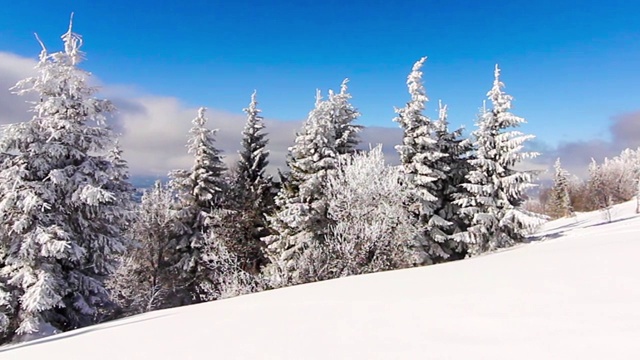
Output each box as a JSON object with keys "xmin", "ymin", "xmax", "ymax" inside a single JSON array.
[
  {"xmin": 393, "ymin": 57, "xmax": 451, "ymax": 264},
  {"xmin": 295, "ymin": 146, "xmax": 421, "ymax": 282},
  {"xmin": 266, "ymin": 92, "xmax": 338, "ymax": 285},
  {"xmin": 547, "ymin": 158, "xmax": 573, "ymax": 219},
  {"xmin": 107, "ymin": 181, "xmax": 184, "ymax": 316},
  {"xmin": 455, "ymin": 65, "xmax": 544, "ymax": 256},
  {"xmin": 266, "ymin": 86, "xmax": 361, "ymax": 285},
  {"xmin": 328, "ymin": 79, "xmax": 362, "ymax": 154},
  {"xmin": 227, "ymin": 91, "xmax": 272, "ymax": 273},
  {"xmin": 237, "ymin": 91, "xmax": 270, "ymax": 193},
  {"xmin": 0, "ymin": 19, "xmax": 133, "ymax": 340},
  {"xmin": 168, "ymin": 107, "xmax": 226, "ymax": 304},
  {"xmin": 429, "ymin": 101, "xmax": 474, "ymax": 260}
]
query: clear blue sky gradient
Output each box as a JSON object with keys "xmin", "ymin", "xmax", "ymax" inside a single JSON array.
[{"xmin": 1, "ymin": 0, "xmax": 638, "ymax": 147}]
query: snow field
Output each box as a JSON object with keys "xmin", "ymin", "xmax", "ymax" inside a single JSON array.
[{"xmin": 2, "ymin": 201, "xmax": 639, "ymax": 359}]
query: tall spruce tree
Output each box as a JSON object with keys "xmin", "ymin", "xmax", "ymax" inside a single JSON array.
[
  {"xmin": 237, "ymin": 91, "xmax": 271, "ymax": 199},
  {"xmin": 228, "ymin": 91, "xmax": 272, "ymax": 273},
  {"xmin": 548, "ymin": 158, "xmax": 573, "ymax": 219},
  {"xmin": 455, "ymin": 65, "xmax": 544, "ymax": 255},
  {"xmin": 169, "ymin": 107, "xmax": 226, "ymax": 304},
  {"xmin": 267, "ymin": 83, "xmax": 360, "ymax": 284},
  {"xmin": 393, "ymin": 57, "xmax": 449, "ymax": 263},
  {"xmin": 267, "ymin": 91, "xmax": 338, "ymax": 283},
  {"xmin": 0, "ymin": 18, "xmax": 133, "ymax": 340},
  {"xmin": 428, "ymin": 101, "xmax": 473, "ymax": 260}
]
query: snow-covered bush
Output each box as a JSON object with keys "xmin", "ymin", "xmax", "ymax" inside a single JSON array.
[
  {"xmin": 198, "ymin": 230, "xmax": 267, "ymax": 301},
  {"xmin": 269, "ymin": 147, "xmax": 421, "ymax": 286},
  {"xmin": 107, "ymin": 181, "xmax": 184, "ymax": 316},
  {"xmin": 587, "ymin": 148, "xmax": 640, "ymax": 219}
]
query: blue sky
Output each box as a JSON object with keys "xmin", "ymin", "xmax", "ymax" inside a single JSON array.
[{"xmin": 0, "ymin": 0, "xmax": 639, "ymax": 176}]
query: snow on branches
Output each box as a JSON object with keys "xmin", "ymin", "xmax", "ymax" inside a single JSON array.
[
  {"xmin": 0, "ymin": 17, "xmax": 132, "ymax": 340},
  {"xmin": 168, "ymin": 107, "xmax": 226, "ymax": 304},
  {"xmin": 455, "ymin": 65, "xmax": 544, "ymax": 255},
  {"xmin": 394, "ymin": 57, "xmax": 471, "ymax": 262},
  {"xmin": 266, "ymin": 82, "xmax": 361, "ymax": 285}
]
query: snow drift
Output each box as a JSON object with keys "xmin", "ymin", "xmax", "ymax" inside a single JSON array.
[{"xmin": 1, "ymin": 201, "xmax": 639, "ymax": 359}]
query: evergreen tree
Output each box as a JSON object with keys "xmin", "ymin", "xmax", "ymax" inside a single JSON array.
[
  {"xmin": 548, "ymin": 158, "xmax": 573, "ymax": 219},
  {"xmin": 455, "ymin": 65, "xmax": 544, "ymax": 255},
  {"xmin": 328, "ymin": 79, "xmax": 362, "ymax": 154},
  {"xmin": 393, "ymin": 57, "xmax": 449, "ymax": 263},
  {"xmin": 237, "ymin": 91, "xmax": 271, "ymax": 198},
  {"xmin": 228, "ymin": 91, "xmax": 272, "ymax": 273},
  {"xmin": 266, "ymin": 92, "xmax": 338, "ymax": 283},
  {"xmin": 0, "ymin": 18, "xmax": 132, "ymax": 340},
  {"xmin": 267, "ymin": 84, "xmax": 360, "ymax": 284},
  {"xmin": 428, "ymin": 101, "xmax": 473, "ymax": 260},
  {"xmin": 168, "ymin": 107, "xmax": 226, "ymax": 304}
]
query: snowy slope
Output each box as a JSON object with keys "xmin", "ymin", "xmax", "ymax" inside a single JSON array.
[{"xmin": 2, "ymin": 201, "xmax": 639, "ymax": 359}]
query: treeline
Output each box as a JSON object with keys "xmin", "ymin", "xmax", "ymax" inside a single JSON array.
[
  {"xmin": 531, "ymin": 149, "xmax": 640, "ymax": 220},
  {"xmin": 0, "ymin": 21, "xmax": 546, "ymax": 343}
]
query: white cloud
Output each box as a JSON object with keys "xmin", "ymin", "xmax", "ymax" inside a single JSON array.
[
  {"xmin": 114, "ymin": 95, "xmax": 303, "ymax": 177},
  {"xmin": 0, "ymin": 51, "xmax": 408, "ymax": 179},
  {"xmin": 0, "ymin": 52, "xmax": 37, "ymax": 126},
  {"xmin": 7, "ymin": 50, "xmax": 632, "ymax": 183},
  {"xmin": 529, "ymin": 111, "xmax": 640, "ymax": 180},
  {"xmin": 0, "ymin": 51, "xmax": 302, "ymax": 177}
]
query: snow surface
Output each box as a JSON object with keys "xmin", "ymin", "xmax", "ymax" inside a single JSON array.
[{"xmin": 2, "ymin": 201, "xmax": 639, "ymax": 359}]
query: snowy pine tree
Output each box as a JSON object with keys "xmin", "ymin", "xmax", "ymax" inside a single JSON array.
[
  {"xmin": 266, "ymin": 92, "xmax": 338, "ymax": 284},
  {"xmin": 237, "ymin": 91, "xmax": 271, "ymax": 204},
  {"xmin": 0, "ymin": 18, "xmax": 133, "ymax": 340},
  {"xmin": 168, "ymin": 107, "xmax": 226, "ymax": 304},
  {"xmin": 267, "ymin": 84, "xmax": 361, "ymax": 285},
  {"xmin": 328, "ymin": 79, "xmax": 362, "ymax": 154},
  {"xmin": 393, "ymin": 57, "xmax": 449, "ymax": 263},
  {"xmin": 227, "ymin": 91, "xmax": 272, "ymax": 273},
  {"xmin": 455, "ymin": 65, "xmax": 544, "ymax": 255},
  {"xmin": 428, "ymin": 101, "xmax": 473, "ymax": 260},
  {"xmin": 548, "ymin": 158, "xmax": 573, "ymax": 219}
]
